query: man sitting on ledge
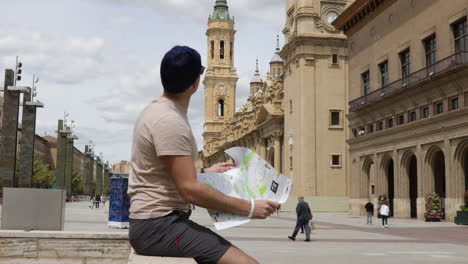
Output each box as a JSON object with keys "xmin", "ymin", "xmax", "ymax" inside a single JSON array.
[{"xmin": 128, "ymin": 46, "xmax": 279, "ymax": 264}]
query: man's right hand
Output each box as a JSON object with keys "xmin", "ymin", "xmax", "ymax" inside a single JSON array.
[{"xmin": 252, "ymin": 200, "xmax": 279, "ymax": 219}]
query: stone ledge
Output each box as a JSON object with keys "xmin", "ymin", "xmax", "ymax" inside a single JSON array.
[
  {"xmin": 0, "ymin": 230, "xmax": 128, "ymax": 240},
  {"xmin": 128, "ymin": 249, "xmax": 196, "ymax": 264}
]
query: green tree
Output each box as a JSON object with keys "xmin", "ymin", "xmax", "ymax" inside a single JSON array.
[
  {"xmin": 32, "ymin": 154, "xmax": 55, "ymax": 188},
  {"xmin": 71, "ymin": 171, "xmax": 84, "ymax": 195}
]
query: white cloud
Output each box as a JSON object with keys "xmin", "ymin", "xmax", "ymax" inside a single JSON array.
[
  {"xmin": 0, "ymin": 28, "xmax": 105, "ymax": 84},
  {"xmin": 103, "ymin": 0, "xmax": 284, "ymax": 26}
]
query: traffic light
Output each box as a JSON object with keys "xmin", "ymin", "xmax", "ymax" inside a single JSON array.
[{"xmin": 15, "ymin": 60, "xmax": 22, "ymax": 82}]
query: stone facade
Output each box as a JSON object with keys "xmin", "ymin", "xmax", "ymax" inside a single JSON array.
[
  {"xmin": 0, "ymin": 231, "xmax": 130, "ymax": 264},
  {"xmin": 280, "ymin": 0, "xmax": 351, "ymax": 211},
  {"xmin": 333, "ymin": 0, "xmax": 468, "ymax": 220},
  {"xmin": 202, "ymin": 0, "xmax": 352, "ymax": 211}
]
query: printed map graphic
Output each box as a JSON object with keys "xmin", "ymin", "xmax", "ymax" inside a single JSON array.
[{"xmin": 197, "ymin": 147, "xmax": 292, "ymax": 230}]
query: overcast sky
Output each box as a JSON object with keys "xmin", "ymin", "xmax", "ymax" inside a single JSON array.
[{"xmin": 0, "ymin": 0, "xmax": 285, "ymax": 165}]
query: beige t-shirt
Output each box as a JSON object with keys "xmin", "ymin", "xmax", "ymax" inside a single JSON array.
[{"xmin": 128, "ymin": 97, "xmax": 197, "ymax": 219}]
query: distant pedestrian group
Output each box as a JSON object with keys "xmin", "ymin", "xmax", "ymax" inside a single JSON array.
[
  {"xmin": 364, "ymin": 200, "xmax": 390, "ymax": 227},
  {"xmin": 89, "ymin": 194, "xmax": 106, "ymax": 209}
]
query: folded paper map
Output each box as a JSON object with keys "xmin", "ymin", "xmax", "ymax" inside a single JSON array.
[{"xmin": 197, "ymin": 147, "xmax": 292, "ymax": 230}]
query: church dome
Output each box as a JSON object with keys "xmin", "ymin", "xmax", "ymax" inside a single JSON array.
[{"xmin": 270, "ymin": 34, "xmax": 283, "ymax": 63}]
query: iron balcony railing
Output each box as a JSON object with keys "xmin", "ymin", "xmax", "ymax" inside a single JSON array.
[{"xmin": 349, "ymin": 51, "xmax": 468, "ymax": 111}]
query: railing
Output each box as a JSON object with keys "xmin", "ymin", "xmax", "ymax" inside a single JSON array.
[{"xmin": 349, "ymin": 52, "xmax": 468, "ymax": 111}]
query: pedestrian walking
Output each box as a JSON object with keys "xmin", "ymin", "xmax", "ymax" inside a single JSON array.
[
  {"xmin": 95, "ymin": 194, "xmax": 101, "ymax": 208},
  {"xmin": 89, "ymin": 197, "xmax": 94, "ymax": 209},
  {"xmin": 380, "ymin": 203, "xmax": 390, "ymax": 227},
  {"xmin": 288, "ymin": 196, "xmax": 312, "ymax": 242},
  {"xmin": 365, "ymin": 201, "xmax": 374, "ymax": 224}
]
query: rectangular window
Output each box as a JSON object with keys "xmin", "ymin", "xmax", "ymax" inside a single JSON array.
[
  {"xmin": 424, "ymin": 35, "xmax": 437, "ymax": 74},
  {"xmin": 362, "ymin": 71, "xmax": 370, "ymax": 96},
  {"xmin": 453, "ymin": 18, "xmax": 467, "ymax": 52},
  {"xmin": 377, "ymin": 121, "xmax": 384, "ymax": 131},
  {"xmin": 332, "ymin": 54, "xmax": 338, "ymax": 64},
  {"xmin": 400, "ymin": 49, "xmax": 411, "ymax": 85},
  {"xmin": 387, "ymin": 118, "xmax": 394, "ymax": 128},
  {"xmin": 453, "ymin": 18, "xmax": 468, "ymax": 62},
  {"xmin": 353, "ymin": 129, "xmax": 357, "ymax": 137},
  {"xmin": 220, "ymin": 41, "xmax": 225, "ymax": 59},
  {"xmin": 330, "ymin": 110, "xmax": 341, "ymax": 126},
  {"xmin": 398, "ymin": 114, "xmax": 405, "ymax": 125},
  {"xmin": 465, "ymin": 92, "xmax": 468, "ymax": 107},
  {"xmin": 450, "ymin": 97, "xmax": 459, "ymax": 111},
  {"xmin": 331, "ymin": 155, "xmax": 341, "ymax": 167},
  {"xmin": 435, "ymin": 102, "xmax": 443, "ymax": 115},
  {"xmin": 210, "ymin": 41, "xmax": 215, "ymax": 59},
  {"xmin": 421, "ymin": 106, "xmax": 430, "ymax": 118},
  {"xmin": 409, "ymin": 111, "xmax": 417, "ymax": 122},
  {"xmin": 379, "ymin": 61, "xmax": 389, "ymax": 87},
  {"xmin": 368, "ymin": 124, "xmax": 374, "ymax": 134}
]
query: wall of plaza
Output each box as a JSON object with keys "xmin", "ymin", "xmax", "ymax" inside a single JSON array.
[{"xmin": 334, "ymin": 0, "xmax": 468, "ymax": 220}]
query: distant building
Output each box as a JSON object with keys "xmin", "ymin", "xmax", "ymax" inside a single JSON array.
[{"xmin": 112, "ymin": 160, "xmax": 131, "ymax": 174}]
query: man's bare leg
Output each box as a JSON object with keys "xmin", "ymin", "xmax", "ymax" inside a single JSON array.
[{"xmin": 217, "ymin": 246, "xmax": 259, "ymax": 264}]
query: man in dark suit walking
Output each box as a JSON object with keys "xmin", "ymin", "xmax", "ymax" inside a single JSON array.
[{"xmin": 288, "ymin": 196, "xmax": 312, "ymax": 242}]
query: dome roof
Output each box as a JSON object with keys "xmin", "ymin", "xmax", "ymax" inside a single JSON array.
[
  {"xmin": 270, "ymin": 53, "xmax": 283, "ymax": 63},
  {"xmin": 270, "ymin": 34, "xmax": 283, "ymax": 63}
]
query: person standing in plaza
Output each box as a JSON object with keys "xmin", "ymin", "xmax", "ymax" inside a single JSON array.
[
  {"xmin": 127, "ymin": 46, "xmax": 278, "ymax": 264},
  {"xmin": 288, "ymin": 196, "xmax": 312, "ymax": 242},
  {"xmin": 95, "ymin": 194, "xmax": 101, "ymax": 208},
  {"xmin": 380, "ymin": 203, "xmax": 390, "ymax": 227},
  {"xmin": 365, "ymin": 201, "xmax": 374, "ymax": 225}
]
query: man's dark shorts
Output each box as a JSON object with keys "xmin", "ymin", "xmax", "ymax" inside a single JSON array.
[{"xmin": 129, "ymin": 211, "xmax": 232, "ymax": 264}]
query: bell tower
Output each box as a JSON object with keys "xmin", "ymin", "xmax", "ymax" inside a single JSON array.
[{"xmin": 203, "ymin": 0, "xmax": 238, "ymax": 151}]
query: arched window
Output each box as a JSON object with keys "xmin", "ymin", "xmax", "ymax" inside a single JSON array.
[
  {"xmin": 230, "ymin": 41, "xmax": 233, "ymax": 61},
  {"xmin": 218, "ymin": 100, "xmax": 225, "ymax": 116},
  {"xmin": 210, "ymin": 41, "xmax": 214, "ymax": 59},
  {"xmin": 220, "ymin": 41, "xmax": 225, "ymax": 59}
]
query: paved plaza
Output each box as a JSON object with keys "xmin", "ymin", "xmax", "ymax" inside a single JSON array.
[{"xmin": 3, "ymin": 201, "xmax": 467, "ymax": 263}]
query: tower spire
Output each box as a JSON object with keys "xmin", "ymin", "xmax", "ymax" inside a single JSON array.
[{"xmin": 276, "ymin": 34, "xmax": 280, "ymax": 52}]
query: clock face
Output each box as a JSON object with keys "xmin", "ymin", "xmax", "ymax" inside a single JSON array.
[{"xmin": 326, "ymin": 11, "xmax": 339, "ymax": 24}]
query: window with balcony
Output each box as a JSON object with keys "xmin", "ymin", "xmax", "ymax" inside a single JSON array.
[
  {"xmin": 424, "ymin": 35, "xmax": 437, "ymax": 73},
  {"xmin": 379, "ymin": 61, "xmax": 389, "ymax": 87},
  {"xmin": 377, "ymin": 121, "xmax": 384, "ymax": 131},
  {"xmin": 387, "ymin": 118, "xmax": 394, "ymax": 128},
  {"xmin": 421, "ymin": 106, "xmax": 430, "ymax": 118},
  {"xmin": 398, "ymin": 114, "xmax": 405, "ymax": 125},
  {"xmin": 450, "ymin": 97, "xmax": 459, "ymax": 111},
  {"xmin": 362, "ymin": 71, "xmax": 370, "ymax": 96},
  {"xmin": 434, "ymin": 102, "xmax": 443, "ymax": 115},
  {"xmin": 453, "ymin": 18, "xmax": 467, "ymax": 52},
  {"xmin": 400, "ymin": 49, "xmax": 411, "ymax": 85},
  {"xmin": 409, "ymin": 111, "xmax": 417, "ymax": 122}
]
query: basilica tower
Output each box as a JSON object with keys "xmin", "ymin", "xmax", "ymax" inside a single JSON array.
[
  {"xmin": 280, "ymin": 0, "xmax": 352, "ymax": 211},
  {"xmin": 203, "ymin": 0, "xmax": 238, "ymax": 152}
]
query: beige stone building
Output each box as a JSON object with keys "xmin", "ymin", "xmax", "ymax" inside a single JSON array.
[
  {"xmin": 202, "ymin": 0, "xmax": 353, "ymax": 211},
  {"xmin": 112, "ymin": 160, "xmax": 131, "ymax": 174},
  {"xmin": 279, "ymin": 0, "xmax": 352, "ymax": 211},
  {"xmin": 333, "ymin": 0, "xmax": 468, "ymax": 220}
]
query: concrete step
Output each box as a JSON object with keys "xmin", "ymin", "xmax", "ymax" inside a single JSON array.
[{"xmin": 128, "ymin": 248, "xmax": 196, "ymax": 264}]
